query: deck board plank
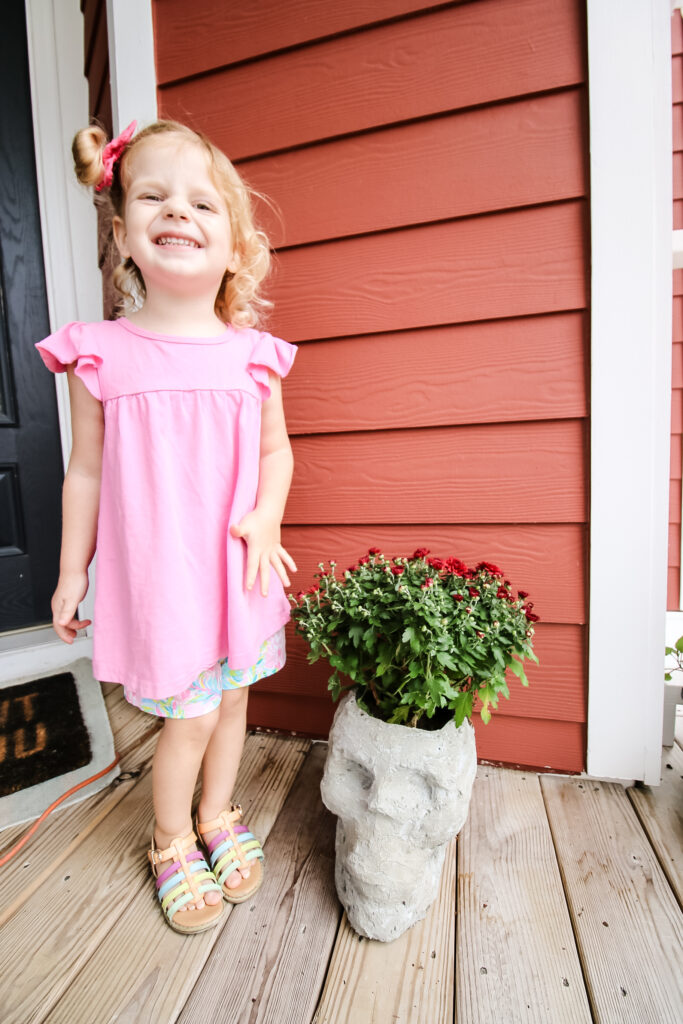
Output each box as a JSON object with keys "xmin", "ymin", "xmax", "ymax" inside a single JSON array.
[
  {"xmin": 43, "ymin": 734, "xmax": 310, "ymax": 1024},
  {"xmin": 312, "ymin": 838, "xmax": 456, "ymax": 1023},
  {"xmin": 0, "ymin": 728, "xmax": 159, "ymax": 930},
  {"xmin": 0, "ymin": 759, "xmax": 157, "ymax": 1024},
  {"xmin": 456, "ymin": 766, "xmax": 591, "ymax": 1023},
  {"xmin": 178, "ymin": 743, "xmax": 339, "ymax": 1023},
  {"xmin": 541, "ymin": 776, "xmax": 683, "ymax": 1023},
  {"xmin": 627, "ymin": 743, "xmax": 683, "ymax": 905}
]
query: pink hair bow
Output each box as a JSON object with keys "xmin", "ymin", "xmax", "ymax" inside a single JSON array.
[{"xmin": 96, "ymin": 120, "xmax": 137, "ymax": 192}]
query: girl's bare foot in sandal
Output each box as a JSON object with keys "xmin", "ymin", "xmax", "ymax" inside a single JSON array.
[
  {"xmin": 148, "ymin": 827, "xmax": 223, "ymax": 934},
  {"xmin": 196, "ymin": 806, "xmax": 265, "ymax": 904}
]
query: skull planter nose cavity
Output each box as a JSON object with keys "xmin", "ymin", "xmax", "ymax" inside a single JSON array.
[{"xmin": 320, "ymin": 691, "xmax": 477, "ymax": 942}]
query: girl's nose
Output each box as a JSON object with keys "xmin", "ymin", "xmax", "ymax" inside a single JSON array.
[{"xmin": 163, "ymin": 198, "xmax": 190, "ymax": 220}]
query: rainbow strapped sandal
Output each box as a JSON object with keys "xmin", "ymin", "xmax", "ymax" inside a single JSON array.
[
  {"xmin": 196, "ymin": 804, "xmax": 265, "ymax": 904},
  {"xmin": 148, "ymin": 830, "xmax": 224, "ymax": 934}
]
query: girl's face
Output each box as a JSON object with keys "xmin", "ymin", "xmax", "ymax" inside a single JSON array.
[{"xmin": 112, "ymin": 136, "xmax": 238, "ymax": 300}]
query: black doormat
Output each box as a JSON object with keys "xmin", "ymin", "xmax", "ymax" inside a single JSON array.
[{"xmin": 0, "ymin": 673, "xmax": 92, "ymax": 797}]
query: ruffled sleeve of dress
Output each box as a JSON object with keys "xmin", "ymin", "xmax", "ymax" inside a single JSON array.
[
  {"xmin": 35, "ymin": 321, "xmax": 103, "ymax": 401},
  {"xmin": 246, "ymin": 331, "xmax": 297, "ymax": 399}
]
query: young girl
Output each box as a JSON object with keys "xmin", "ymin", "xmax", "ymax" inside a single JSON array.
[{"xmin": 35, "ymin": 119, "xmax": 297, "ymax": 935}]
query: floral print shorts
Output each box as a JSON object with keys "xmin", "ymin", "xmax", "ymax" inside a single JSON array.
[{"xmin": 124, "ymin": 626, "xmax": 286, "ymax": 719}]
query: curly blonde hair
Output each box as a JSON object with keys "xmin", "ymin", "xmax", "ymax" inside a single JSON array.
[{"xmin": 72, "ymin": 120, "xmax": 272, "ymax": 327}]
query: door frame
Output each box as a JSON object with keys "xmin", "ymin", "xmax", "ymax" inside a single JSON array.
[
  {"xmin": 0, "ymin": 0, "xmax": 102, "ymax": 680},
  {"xmin": 0, "ymin": 0, "xmax": 157, "ymax": 683}
]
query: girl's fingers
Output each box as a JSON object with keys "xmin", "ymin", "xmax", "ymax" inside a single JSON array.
[
  {"xmin": 271, "ymin": 552, "xmax": 290, "ymax": 589},
  {"xmin": 279, "ymin": 547, "xmax": 298, "ymax": 573},
  {"xmin": 259, "ymin": 556, "xmax": 271, "ymax": 597},
  {"xmin": 245, "ymin": 549, "xmax": 259, "ymax": 590},
  {"xmin": 53, "ymin": 617, "xmax": 91, "ymax": 644}
]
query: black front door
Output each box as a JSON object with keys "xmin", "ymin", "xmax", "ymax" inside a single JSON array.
[{"xmin": 0, "ymin": 0, "xmax": 64, "ymax": 631}]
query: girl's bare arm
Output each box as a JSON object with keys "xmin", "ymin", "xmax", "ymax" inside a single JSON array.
[
  {"xmin": 229, "ymin": 372, "xmax": 297, "ymax": 596},
  {"xmin": 51, "ymin": 366, "xmax": 105, "ymax": 642}
]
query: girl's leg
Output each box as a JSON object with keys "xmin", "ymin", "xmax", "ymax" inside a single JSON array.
[
  {"xmin": 152, "ymin": 709, "xmax": 222, "ymax": 909},
  {"xmin": 197, "ymin": 686, "xmax": 250, "ymax": 888}
]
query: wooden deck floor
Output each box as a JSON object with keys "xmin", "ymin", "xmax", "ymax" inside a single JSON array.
[{"xmin": 1, "ymin": 691, "xmax": 681, "ymax": 1023}]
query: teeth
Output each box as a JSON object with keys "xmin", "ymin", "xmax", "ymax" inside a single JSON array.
[{"xmin": 156, "ymin": 236, "xmax": 199, "ymax": 248}]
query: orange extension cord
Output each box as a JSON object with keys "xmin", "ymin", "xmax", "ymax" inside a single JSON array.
[{"xmin": 0, "ymin": 753, "xmax": 121, "ymax": 868}]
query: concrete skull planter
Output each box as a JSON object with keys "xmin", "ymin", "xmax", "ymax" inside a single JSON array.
[{"xmin": 320, "ymin": 691, "xmax": 477, "ymax": 942}]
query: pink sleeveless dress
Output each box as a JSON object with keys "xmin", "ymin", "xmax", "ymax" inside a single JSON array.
[{"xmin": 36, "ymin": 317, "xmax": 297, "ymax": 703}]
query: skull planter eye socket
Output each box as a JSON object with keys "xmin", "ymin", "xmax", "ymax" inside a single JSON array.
[{"xmin": 365, "ymin": 768, "xmax": 434, "ymax": 821}]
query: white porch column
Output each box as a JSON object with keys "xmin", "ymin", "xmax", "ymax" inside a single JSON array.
[{"xmin": 586, "ymin": 0, "xmax": 672, "ymax": 783}]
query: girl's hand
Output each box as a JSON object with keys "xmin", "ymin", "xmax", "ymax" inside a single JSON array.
[
  {"xmin": 230, "ymin": 510, "xmax": 297, "ymax": 597},
  {"xmin": 51, "ymin": 571, "xmax": 92, "ymax": 643}
]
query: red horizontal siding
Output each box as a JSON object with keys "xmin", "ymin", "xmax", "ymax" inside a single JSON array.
[
  {"xmin": 287, "ymin": 421, "xmax": 586, "ymax": 524},
  {"xmin": 670, "ymin": 481, "xmax": 681, "ymax": 526},
  {"xmin": 241, "ymin": 90, "xmax": 587, "ymax": 248},
  {"xmin": 473, "ymin": 715, "xmax": 585, "ymax": 773},
  {"xmin": 673, "ymin": 341, "xmax": 683, "ymax": 386},
  {"xmin": 154, "ymin": 0, "xmax": 457, "ymax": 84},
  {"xmin": 270, "ymin": 202, "xmax": 587, "ymax": 343},
  {"xmin": 282, "ymin": 523, "xmax": 586, "ymax": 624},
  {"xmin": 82, "ymin": 0, "xmax": 110, "ymax": 129},
  {"xmin": 159, "ymin": 0, "xmax": 585, "ymax": 160},
  {"xmin": 284, "ymin": 314, "xmax": 587, "ymax": 435}
]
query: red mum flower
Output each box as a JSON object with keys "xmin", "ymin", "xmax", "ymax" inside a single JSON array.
[
  {"xmin": 412, "ymin": 547, "xmax": 430, "ymax": 559},
  {"xmin": 523, "ymin": 602, "xmax": 540, "ymax": 622},
  {"xmin": 307, "ymin": 584, "xmax": 319, "ymax": 594},
  {"xmin": 476, "ymin": 561, "xmax": 502, "ymax": 575},
  {"xmin": 427, "ymin": 557, "xmax": 445, "ymax": 571},
  {"xmin": 496, "ymin": 586, "xmax": 509, "ymax": 599},
  {"xmin": 453, "ymin": 593, "xmax": 464, "ymax": 602},
  {"xmin": 518, "ymin": 590, "xmax": 529, "ymax": 600},
  {"xmin": 359, "ymin": 555, "xmax": 370, "ymax": 565},
  {"xmin": 468, "ymin": 587, "xmax": 480, "ymax": 598},
  {"xmin": 347, "ymin": 564, "xmax": 357, "ymax": 573},
  {"xmin": 368, "ymin": 547, "xmax": 382, "ymax": 555},
  {"xmin": 424, "ymin": 577, "xmax": 434, "ymax": 586},
  {"xmin": 391, "ymin": 565, "xmax": 405, "ymax": 575}
]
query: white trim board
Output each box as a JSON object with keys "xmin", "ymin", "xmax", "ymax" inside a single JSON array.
[
  {"xmin": 106, "ymin": 0, "xmax": 157, "ymax": 133},
  {"xmin": 586, "ymin": 0, "xmax": 673, "ymax": 783}
]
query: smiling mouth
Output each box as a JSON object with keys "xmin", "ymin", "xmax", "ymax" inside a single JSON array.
[{"xmin": 155, "ymin": 235, "xmax": 200, "ymax": 248}]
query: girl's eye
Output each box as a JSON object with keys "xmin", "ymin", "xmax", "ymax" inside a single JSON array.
[
  {"xmin": 195, "ymin": 201, "xmax": 213, "ymax": 211},
  {"xmin": 141, "ymin": 193, "xmax": 162, "ymax": 202}
]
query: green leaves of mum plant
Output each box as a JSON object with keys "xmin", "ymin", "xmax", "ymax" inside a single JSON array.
[{"xmin": 289, "ymin": 549, "xmax": 538, "ymax": 730}]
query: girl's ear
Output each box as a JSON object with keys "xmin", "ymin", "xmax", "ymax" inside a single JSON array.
[
  {"xmin": 112, "ymin": 215, "xmax": 130, "ymax": 259},
  {"xmin": 227, "ymin": 243, "xmax": 241, "ymax": 276}
]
